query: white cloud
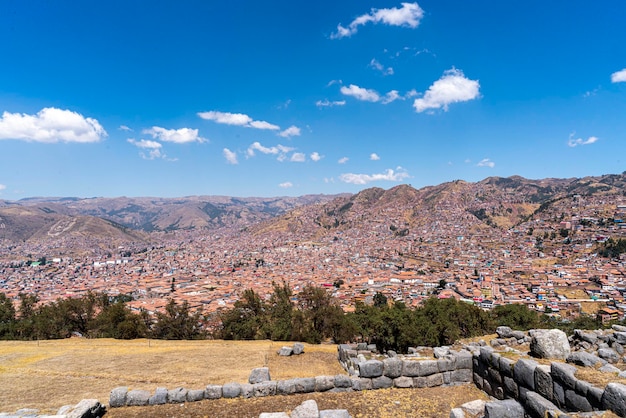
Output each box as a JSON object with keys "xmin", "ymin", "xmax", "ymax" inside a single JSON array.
[
  {"xmin": 223, "ymin": 148, "xmax": 238, "ymax": 164},
  {"xmin": 331, "ymin": 2, "xmax": 425, "ymax": 39},
  {"xmin": 198, "ymin": 110, "xmax": 279, "ymax": 130},
  {"xmin": 338, "ymin": 157, "xmax": 349, "ymax": 164},
  {"xmin": 246, "ymin": 141, "xmax": 294, "ymax": 161},
  {"xmin": 128, "ymin": 138, "xmax": 167, "ymax": 160},
  {"xmin": 143, "ymin": 126, "xmax": 206, "ymax": 144},
  {"xmin": 339, "ymin": 168, "xmax": 410, "ymax": 185},
  {"xmin": 370, "ymin": 153, "xmax": 380, "ymax": 161},
  {"xmin": 382, "ymin": 90, "xmax": 401, "ymax": 104},
  {"xmin": 290, "ymin": 152, "xmax": 306, "ymax": 162},
  {"xmin": 369, "ymin": 58, "xmax": 394, "ymax": 76},
  {"xmin": 567, "ymin": 133, "xmax": 599, "ymax": 147},
  {"xmin": 119, "ymin": 125, "xmax": 133, "ymax": 132},
  {"xmin": 611, "ymin": 68, "xmax": 626, "ymax": 83},
  {"xmin": 316, "ymin": 99, "xmax": 346, "ymax": 107},
  {"xmin": 477, "ymin": 158, "xmax": 495, "ymax": 168},
  {"xmin": 0, "ymin": 107, "xmax": 107, "ymax": 143},
  {"xmin": 0, "ymin": 184, "xmax": 6, "ymax": 192},
  {"xmin": 310, "ymin": 152, "xmax": 322, "ymax": 162},
  {"xmin": 340, "ymin": 84, "xmax": 380, "ymax": 102},
  {"xmin": 413, "ymin": 69, "xmax": 480, "ymax": 113},
  {"xmin": 327, "ymin": 79, "xmax": 343, "ymax": 87},
  {"xmin": 279, "ymin": 182, "xmax": 293, "ymax": 188},
  {"xmin": 279, "ymin": 125, "xmax": 301, "ymax": 138}
]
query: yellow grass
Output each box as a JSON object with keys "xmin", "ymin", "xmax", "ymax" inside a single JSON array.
[{"xmin": 0, "ymin": 338, "xmax": 343, "ymax": 413}]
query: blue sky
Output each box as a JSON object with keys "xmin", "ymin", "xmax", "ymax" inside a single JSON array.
[{"xmin": 0, "ymin": 1, "xmax": 625, "ymax": 199}]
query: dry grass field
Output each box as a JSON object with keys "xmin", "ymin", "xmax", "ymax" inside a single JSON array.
[{"xmin": 0, "ymin": 338, "xmax": 343, "ymax": 414}]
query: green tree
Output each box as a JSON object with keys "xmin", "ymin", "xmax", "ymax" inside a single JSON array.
[
  {"xmin": 491, "ymin": 303, "xmax": 541, "ymax": 330},
  {"xmin": 266, "ymin": 281, "xmax": 294, "ymax": 341},
  {"xmin": 0, "ymin": 293, "xmax": 16, "ymax": 339},
  {"xmin": 219, "ymin": 289, "xmax": 267, "ymax": 340},
  {"xmin": 152, "ymin": 299, "xmax": 204, "ymax": 340}
]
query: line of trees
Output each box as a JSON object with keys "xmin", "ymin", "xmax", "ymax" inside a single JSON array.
[{"xmin": 0, "ymin": 292, "xmax": 204, "ymax": 340}]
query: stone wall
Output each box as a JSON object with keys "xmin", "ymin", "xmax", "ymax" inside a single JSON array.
[{"xmin": 473, "ymin": 345, "xmax": 626, "ymax": 417}]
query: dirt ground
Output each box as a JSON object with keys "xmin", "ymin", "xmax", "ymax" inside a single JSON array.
[{"xmin": 106, "ymin": 386, "xmax": 490, "ymax": 418}]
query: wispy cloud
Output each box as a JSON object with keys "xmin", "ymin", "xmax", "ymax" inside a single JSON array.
[
  {"xmin": 413, "ymin": 69, "xmax": 480, "ymax": 113},
  {"xmin": 246, "ymin": 141, "xmax": 294, "ymax": 162},
  {"xmin": 315, "ymin": 99, "xmax": 346, "ymax": 108},
  {"xmin": 338, "ymin": 157, "xmax": 349, "ymax": 164},
  {"xmin": 290, "ymin": 152, "xmax": 306, "ymax": 162},
  {"xmin": 369, "ymin": 58, "xmax": 394, "ymax": 76},
  {"xmin": 370, "ymin": 153, "xmax": 380, "ymax": 161},
  {"xmin": 128, "ymin": 139, "xmax": 167, "ymax": 160},
  {"xmin": 279, "ymin": 182, "xmax": 293, "ymax": 188},
  {"xmin": 279, "ymin": 125, "xmax": 301, "ymax": 138},
  {"xmin": 0, "ymin": 107, "xmax": 107, "ymax": 143},
  {"xmin": 611, "ymin": 68, "xmax": 626, "ymax": 83},
  {"xmin": 339, "ymin": 168, "xmax": 409, "ymax": 185},
  {"xmin": 340, "ymin": 84, "xmax": 380, "ymax": 102},
  {"xmin": 198, "ymin": 110, "xmax": 279, "ymax": 130},
  {"xmin": 119, "ymin": 125, "xmax": 133, "ymax": 132},
  {"xmin": 381, "ymin": 90, "xmax": 401, "ymax": 104},
  {"xmin": 331, "ymin": 2, "xmax": 425, "ymax": 39},
  {"xmin": 567, "ymin": 133, "xmax": 599, "ymax": 147},
  {"xmin": 143, "ymin": 126, "xmax": 206, "ymax": 143},
  {"xmin": 223, "ymin": 148, "xmax": 238, "ymax": 164},
  {"xmin": 477, "ymin": 158, "xmax": 495, "ymax": 168},
  {"xmin": 310, "ymin": 152, "xmax": 322, "ymax": 162}
]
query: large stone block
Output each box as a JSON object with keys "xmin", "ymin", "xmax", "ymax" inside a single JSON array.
[
  {"xmin": 291, "ymin": 399, "xmax": 318, "ymax": 418},
  {"xmin": 186, "ymin": 389, "xmax": 205, "ymax": 402},
  {"xmin": 513, "ymin": 358, "xmax": 538, "ymax": 390},
  {"xmin": 499, "ymin": 356, "xmax": 515, "ymax": 377},
  {"xmin": 565, "ymin": 389, "xmax": 592, "ymax": 412},
  {"xmin": 240, "ymin": 383, "xmax": 254, "ymax": 398},
  {"xmin": 393, "ymin": 376, "xmax": 413, "ymax": 388},
  {"xmin": 425, "ymin": 373, "xmax": 444, "ymax": 387},
  {"xmin": 484, "ymin": 399, "xmax": 524, "ymax": 418},
  {"xmin": 222, "ymin": 382, "xmax": 241, "ymax": 398},
  {"xmin": 109, "ymin": 387, "xmax": 128, "ymax": 408},
  {"xmin": 315, "ymin": 375, "xmax": 335, "ymax": 392},
  {"xmin": 319, "ymin": 410, "xmax": 352, "ymax": 418},
  {"xmin": 148, "ymin": 387, "xmax": 168, "ymax": 405},
  {"xmin": 451, "ymin": 368, "xmax": 472, "ymax": 383},
  {"xmin": 334, "ymin": 374, "xmax": 352, "ymax": 388},
  {"xmin": 292, "ymin": 342, "xmax": 305, "ymax": 355},
  {"xmin": 205, "ymin": 384, "xmax": 222, "ymax": 400},
  {"xmin": 530, "ymin": 329, "xmax": 570, "ymax": 360},
  {"xmin": 598, "ymin": 348, "xmax": 620, "ymax": 363},
  {"xmin": 249, "ymin": 367, "xmax": 271, "ymax": 384},
  {"xmin": 551, "ymin": 362, "xmax": 577, "ymax": 389},
  {"xmin": 534, "ymin": 365, "xmax": 553, "ymax": 402},
  {"xmin": 372, "ymin": 375, "xmax": 393, "ymax": 389},
  {"xmin": 452, "ymin": 350, "xmax": 473, "ymax": 369},
  {"xmin": 503, "ymin": 376, "xmax": 518, "ymax": 398},
  {"xmin": 66, "ymin": 399, "xmax": 106, "ymax": 418},
  {"xmin": 567, "ymin": 351, "xmax": 605, "ymax": 367},
  {"xmin": 253, "ymin": 381, "xmax": 277, "ymax": 397},
  {"xmin": 276, "ymin": 379, "xmax": 296, "ymax": 395},
  {"xmin": 126, "ymin": 390, "xmax": 150, "ymax": 406},
  {"xmin": 358, "ymin": 360, "xmax": 383, "ymax": 378},
  {"xmin": 601, "ymin": 382, "xmax": 626, "ymax": 417},
  {"xmin": 167, "ymin": 387, "xmax": 187, "ymax": 403},
  {"xmin": 402, "ymin": 359, "xmax": 421, "ymax": 377},
  {"xmin": 419, "ymin": 360, "xmax": 439, "ymax": 376},
  {"xmin": 525, "ymin": 391, "xmax": 564, "ymax": 418},
  {"xmin": 293, "ymin": 377, "xmax": 316, "ymax": 393},
  {"xmin": 383, "ymin": 357, "xmax": 403, "ymax": 378},
  {"xmin": 496, "ymin": 326, "xmax": 513, "ymax": 338}
]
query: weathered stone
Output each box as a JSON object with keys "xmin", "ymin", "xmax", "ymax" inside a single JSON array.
[
  {"xmin": 240, "ymin": 383, "xmax": 254, "ymax": 398},
  {"xmin": 291, "ymin": 399, "xmax": 319, "ymax": 418},
  {"xmin": 551, "ymin": 362, "xmax": 578, "ymax": 389},
  {"xmin": 425, "ymin": 373, "xmax": 444, "ymax": 387},
  {"xmin": 496, "ymin": 326, "xmax": 513, "ymax": 338},
  {"xmin": 13, "ymin": 408, "xmax": 39, "ymax": 417},
  {"xmin": 484, "ymin": 399, "xmax": 524, "ymax": 418},
  {"xmin": 351, "ymin": 378, "xmax": 363, "ymax": 391},
  {"xmin": 357, "ymin": 378, "xmax": 372, "ymax": 390},
  {"xmin": 433, "ymin": 346, "xmax": 450, "ymax": 358},
  {"xmin": 510, "ymin": 331, "xmax": 526, "ymax": 340},
  {"xmin": 598, "ymin": 348, "xmax": 620, "ymax": 363},
  {"xmin": 371, "ymin": 376, "xmax": 393, "ymax": 389},
  {"xmin": 488, "ymin": 367, "xmax": 502, "ymax": 385},
  {"xmin": 599, "ymin": 363, "xmax": 620, "ymax": 373},
  {"xmin": 66, "ymin": 399, "xmax": 106, "ymax": 418},
  {"xmin": 565, "ymin": 389, "xmax": 592, "ymax": 412},
  {"xmin": 513, "ymin": 358, "xmax": 538, "ymax": 390},
  {"xmin": 503, "ymin": 376, "xmax": 518, "ymax": 398},
  {"xmin": 479, "ymin": 347, "xmax": 495, "ymax": 365},
  {"xmin": 278, "ymin": 346, "xmax": 293, "ymax": 356},
  {"xmin": 356, "ymin": 342, "xmax": 367, "ymax": 350},
  {"xmin": 168, "ymin": 387, "xmax": 187, "ymax": 403},
  {"xmin": 259, "ymin": 413, "xmax": 289, "ymax": 418},
  {"xmin": 493, "ymin": 385, "xmax": 505, "ymax": 400},
  {"xmin": 249, "ymin": 367, "xmax": 271, "ymax": 384},
  {"xmin": 614, "ymin": 331, "xmax": 626, "ymax": 345},
  {"xmin": 449, "ymin": 407, "xmax": 464, "ymax": 418},
  {"xmin": 109, "ymin": 387, "xmax": 128, "ymax": 408},
  {"xmin": 553, "ymin": 382, "xmax": 565, "ymax": 408},
  {"xmin": 438, "ymin": 358, "xmax": 455, "ymax": 372},
  {"xmin": 205, "ymin": 384, "xmax": 222, "ymax": 400},
  {"xmin": 419, "ymin": 360, "xmax": 439, "ymax": 376},
  {"xmin": 293, "ymin": 377, "xmax": 315, "ymax": 393},
  {"xmin": 402, "ymin": 359, "xmax": 421, "ymax": 377},
  {"xmin": 292, "ymin": 342, "xmax": 305, "ymax": 355},
  {"xmin": 612, "ymin": 324, "xmax": 626, "ymax": 332},
  {"xmin": 575, "ymin": 379, "xmax": 590, "ymax": 396},
  {"xmin": 222, "ymin": 382, "xmax": 241, "ymax": 398},
  {"xmin": 499, "ymin": 356, "xmax": 514, "ymax": 377},
  {"xmin": 613, "ymin": 342, "xmax": 624, "ymax": 355},
  {"xmin": 387, "ymin": 350, "xmax": 397, "ymax": 357},
  {"xmin": 253, "ymin": 381, "xmax": 277, "ymax": 397},
  {"xmin": 587, "ymin": 385, "xmax": 604, "ymax": 408},
  {"xmin": 459, "ymin": 399, "xmax": 486, "ymax": 416},
  {"xmin": 601, "ymin": 382, "xmax": 626, "ymax": 417},
  {"xmin": 451, "ymin": 368, "xmax": 472, "ymax": 383},
  {"xmin": 315, "ymin": 375, "xmax": 335, "ymax": 392},
  {"xmin": 334, "ymin": 374, "xmax": 352, "ymax": 388},
  {"xmin": 413, "ymin": 376, "xmax": 428, "ymax": 388},
  {"xmin": 126, "ymin": 389, "xmax": 150, "ymax": 406},
  {"xmin": 358, "ymin": 360, "xmax": 383, "ymax": 378},
  {"xmin": 534, "ymin": 365, "xmax": 553, "ymax": 402},
  {"xmin": 452, "ymin": 350, "xmax": 473, "ymax": 369},
  {"xmin": 567, "ymin": 351, "xmax": 605, "ymax": 367},
  {"xmin": 148, "ymin": 387, "xmax": 168, "ymax": 405},
  {"xmin": 530, "ymin": 329, "xmax": 570, "ymax": 360},
  {"xmin": 319, "ymin": 410, "xmax": 352, "ymax": 418},
  {"xmin": 276, "ymin": 379, "xmax": 297, "ymax": 395},
  {"xmin": 382, "ymin": 357, "xmax": 403, "ymax": 378},
  {"xmin": 186, "ymin": 389, "xmax": 205, "ymax": 402},
  {"xmin": 393, "ymin": 376, "xmax": 413, "ymax": 388},
  {"xmin": 525, "ymin": 391, "xmax": 564, "ymax": 418}
]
